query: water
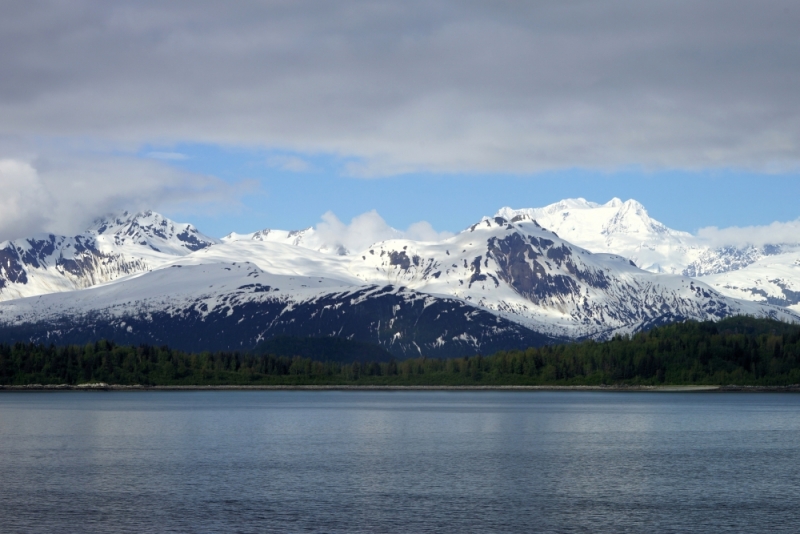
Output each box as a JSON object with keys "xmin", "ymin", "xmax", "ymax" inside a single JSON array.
[{"xmin": 1, "ymin": 391, "xmax": 800, "ymax": 533}]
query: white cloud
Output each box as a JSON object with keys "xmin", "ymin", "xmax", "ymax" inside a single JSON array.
[
  {"xmin": 312, "ymin": 210, "xmax": 453, "ymax": 253},
  {"xmin": 267, "ymin": 155, "xmax": 314, "ymax": 173},
  {"xmin": 0, "ymin": 155, "xmax": 254, "ymax": 242},
  {"xmin": 0, "ymin": 159, "xmax": 52, "ymax": 242},
  {"xmin": 697, "ymin": 220, "xmax": 800, "ymax": 248},
  {"xmin": 405, "ymin": 220, "xmax": 453, "ymax": 242},
  {"xmin": 145, "ymin": 151, "xmax": 188, "ymax": 161}
]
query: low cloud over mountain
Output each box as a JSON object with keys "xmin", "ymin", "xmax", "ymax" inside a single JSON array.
[{"xmin": 0, "ymin": 156, "xmax": 252, "ymax": 242}]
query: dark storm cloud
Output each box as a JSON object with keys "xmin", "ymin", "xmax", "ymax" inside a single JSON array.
[{"xmin": 1, "ymin": 0, "xmax": 799, "ymax": 174}]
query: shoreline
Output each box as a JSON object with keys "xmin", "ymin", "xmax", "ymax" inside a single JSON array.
[{"xmin": 2, "ymin": 384, "xmax": 800, "ymax": 392}]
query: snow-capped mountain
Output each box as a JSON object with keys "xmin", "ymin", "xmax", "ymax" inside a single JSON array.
[
  {"xmin": 682, "ymin": 245, "xmax": 786, "ymax": 277},
  {"xmin": 223, "ymin": 227, "xmax": 315, "ymax": 248},
  {"xmin": 0, "ymin": 208, "xmax": 796, "ymax": 356},
  {"xmin": 497, "ymin": 198, "xmax": 800, "ymax": 312},
  {"xmin": 343, "ymin": 215, "xmax": 796, "ymax": 338},
  {"xmin": 0, "ymin": 262, "xmax": 556, "ymax": 357},
  {"xmin": 496, "ymin": 198, "xmax": 701, "ymax": 274},
  {"xmin": 0, "ymin": 211, "xmax": 217, "ymax": 301},
  {"xmin": 699, "ymin": 253, "xmax": 800, "ymax": 309},
  {"xmin": 152, "ymin": 212, "xmax": 799, "ymax": 339},
  {"xmin": 222, "ymin": 226, "xmax": 351, "ymax": 255},
  {"xmin": 88, "ymin": 210, "xmax": 217, "ymax": 255}
]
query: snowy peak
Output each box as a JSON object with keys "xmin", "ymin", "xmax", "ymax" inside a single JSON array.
[
  {"xmin": 222, "ymin": 227, "xmax": 315, "ymax": 248},
  {"xmin": 0, "ymin": 210, "xmax": 218, "ymax": 302},
  {"xmin": 493, "ymin": 198, "xmax": 800, "ymax": 311},
  {"xmin": 222, "ymin": 226, "xmax": 353, "ymax": 256},
  {"xmin": 346, "ymin": 213, "xmax": 796, "ymax": 338},
  {"xmin": 496, "ymin": 198, "xmax": 596, "ymax": 222},
  {"xmin": 89, "ymin": 210, "xmax": 218, "ymax": 253},
  {"xmin": 474, "ymin": 215, "xmax": 541, "ymax": 232},
  {"xmin": 494, "ymin": 198, "xmax": 696, "ymax": 274},
  {"xmin": 602, "ymin": 199, "xmax": 669, "ymax": 236},
  {"xmin": 496, "ymin": 198, "xmax": 678, "ymax": 239}
]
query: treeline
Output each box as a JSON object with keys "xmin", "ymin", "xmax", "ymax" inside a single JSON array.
[
  {"xmin": 255, "ymin": 335, "xmax": 394, "ymax": 363},
  {"xmin": 2, "ymin": 316, "xmax": 800, "ymax": 386}
]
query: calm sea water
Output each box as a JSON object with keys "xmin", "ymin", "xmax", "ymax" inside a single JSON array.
[{"xmin": 1, "ymin": 391, "xmax": 800, "ymax": 533}]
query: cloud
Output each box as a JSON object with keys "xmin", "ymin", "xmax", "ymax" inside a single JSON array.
[
  {"xmin": 405, "ymin": 221, "xmax": 453, "ymax": 242},
  {"xmin": 0, "ymin": 1, "xmax": 798, "ymax": 174},
  {"xmin": 267, "ymin": 155, "xmax": 314, "ymax": 173},
  {"xmin": 0, "ymin": 159, "xmax": 52, "ymax": 242},
  {"xmin": 146, "ymin": 151, "xmax": 188, "ymax": 161},
  {"xmin": 697, "ymin": 220, "xmax": 800, "ymax": 248},
  {"xmin": 312, "ymin": 210, "xmax": 453, "ymax": 253},
  {"xmin": 0, "ymin": 155, "xmax": 254, "ymax": 242}
]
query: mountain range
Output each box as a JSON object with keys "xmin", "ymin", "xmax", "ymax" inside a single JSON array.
[
  {"xmin": 497, "ymin": 198, "xmax": 800, "ymax": 310},
  {"xmin": 0, "ymin": 200, "xmax": 797, "ymax": 357}
]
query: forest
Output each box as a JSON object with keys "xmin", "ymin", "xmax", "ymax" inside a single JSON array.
[{"xmin": 2, "ymin": 316, "xmax": 800, "ymax": 386}]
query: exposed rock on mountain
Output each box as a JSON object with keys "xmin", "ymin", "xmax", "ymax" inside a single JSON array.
[
  {"xmin": 0, "ymin": 203, "xmax": 797, "ymax": 356},
  {"xmin": 0, "ymin": 211, "xmax": 217, "ymax": 301},
  {"xmin": 497, "ymin": 199, "xmax": 800, "ymax": 312},
  {"xmin": 0, "ymin": 263, "xmax": 556, "ymax": 357}
]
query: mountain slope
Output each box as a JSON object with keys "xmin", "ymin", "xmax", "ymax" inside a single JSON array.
[
  {"xmin": 0, "ymin": 262, "xmax": 557, "ymax": 357},
  {"xmin": 1, "ymin": 206, "xmax": 797, "ymax": 356},
  {"xmin": 343, "ymin": 215, "xmax": 797, "ymax": 338},
  {"xmin": 2, "ymin": 212, "xmax": 794, "ymax": 351},
  {"xmin": 700, "ymin": 254, "xmax": 800, "ymax": 312},
  {"xmin": 0, "ymin": 211, "xmax": 217, "ymax": 301},
  {"xmin": 497, "ymin": 199, "xmax": 800, "ymax": 309},
  {"xmin": 496, "ymin": 198, "xmax": 701, "ymax": 274}
]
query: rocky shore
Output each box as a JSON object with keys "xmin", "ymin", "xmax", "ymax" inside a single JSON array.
[{"xmin": 2, "ymin": 383, "xmax": 800, "ymax": 392}]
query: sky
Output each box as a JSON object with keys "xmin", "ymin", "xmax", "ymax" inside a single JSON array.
[{"xmin": 1, "ymin": 0, "xmax": 799, "ymax": 242}]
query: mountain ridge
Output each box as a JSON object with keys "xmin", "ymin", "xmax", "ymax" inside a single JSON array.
[
  {"xmin": 496, "ymin": 198, "xmax": 800, "ymax": 312},
  {"xmin": 0, "ymin": 211, "xmax": 216, "ymax": 301},
  {"xmin": 1, "ymin": 205, "xmax": 797, "ymax": 357}
]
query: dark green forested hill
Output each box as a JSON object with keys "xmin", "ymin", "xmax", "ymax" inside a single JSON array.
[
  {"xmin": 254, "ymin": 335, "xmax": 395, "ymax": 363},
  {"xmin": 2, "ymin": 316, "xmax": 800, "ymax": 386}
]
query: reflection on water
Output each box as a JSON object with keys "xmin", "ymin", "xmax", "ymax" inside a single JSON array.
[{"xmin": 1, "ymin": 391, "xmax": 800, "ymax": 533}]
